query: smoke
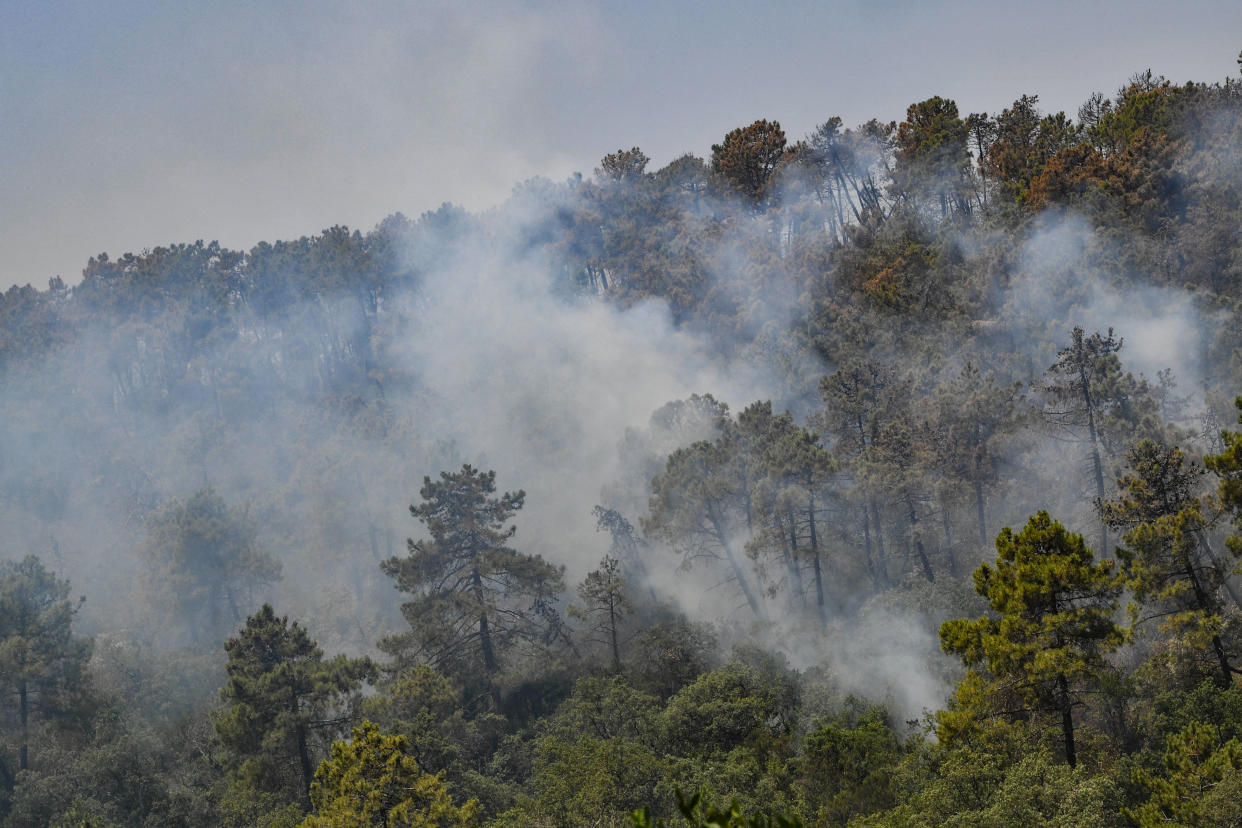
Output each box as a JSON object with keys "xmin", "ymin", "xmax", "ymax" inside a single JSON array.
[{"xmin": 3, "ymin": 85, "xmax": 1238, "ymax": 728}]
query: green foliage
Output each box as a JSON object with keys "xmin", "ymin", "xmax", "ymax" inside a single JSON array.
[
  {"xmin": 5, "ymin": 55, "xmax": 1242, "ymax": 828},
  {"xmin": 940, "ymin": 512, "xmax": 1123, "ymax": 766},
  {"xmin": 854, "ymin": 743, "xmax": 1124, "ymax": 827},
  {"xmin": 795, "ymin": 706, "xmax": 904, "ymax": 824},
  {"xmin": 630, "ymin": 789, "xmax": 802, "ymax": 828},
  {"xmin": 380, "ymin": 466, "xmax": 565, "ymax": 695},
  {"xmin": 663, "ymin": 663, "xmax": 787, "ymax": 758},
  {"xmin": 1128, "ymin": 720, "xmax": 1242, "ymax": 827},
  {"xmin": 299, "ymin": 720, "xmax": 479, "ymax": 827},
  {"xmin": 1102, "ymin": 439, "xmax": 1239, "ymax": 685},
  {"xmin": 216, "ymin": 604, "xmax": 375, "ymax": 804},
  {"xmin": 0, "ymin": 555, "xmax": 92, "ymax": 779},
  {"xmin": 598, "ymin": 148, "xmax": 651, "ymax": 184},
  {"xmin": 1206, "ymin": 397, "xmax": 1242, "ymax": 563},
  {"xmin": 710, "ymin": 120, "xmax": 789, "ymax": 208},
  {"xmin": 893, "ymin": 96, "xmax": 973, "ymax": 217},
  {"xmin": 569, "ymin": 555, "xmax": 632, "ymax": 672},
  {"xmin": 982, "ymin": 95, "xmax": 1081, "ymax": 203}
]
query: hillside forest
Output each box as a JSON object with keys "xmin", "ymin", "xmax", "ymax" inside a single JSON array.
[{"xmin": 4, "ymin": 59, "xmax": 1242, "ymax": 827}]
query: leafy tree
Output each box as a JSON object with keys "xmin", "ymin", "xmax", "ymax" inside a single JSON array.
[
  {"xmin": 644, "ymin": 432, "xmax": 766, "ymax": 620},
  {"xmin": 362, "ymin": 666, "xmax": 469, "ymax": 776},
  {"xmin": 795, "ymin": 707, "xmax": 904, "ymax": 825},
  {"xmin": 216, "ymin": 605, "xmax": 375, "ymax": 805},
  {"xmin": 663, "ymin": 663, "xmax": 789, "ymax": 758},
  {"xmin": 140, "ymin": 488, "xmax": 281, "ymax": 645},
  {"xmin": 1101, "ymin": 440, "xmax": 1241, "ymax": 686},
  {"xmin": 711, "ymin": 120, "xmax": 788, "ymax": 208},
  {"xmin": 299, "ymin": 720, "xmax": 479, "ymax": 828},
  {"xmin": 570, "ymin": 556, "xmax": 632, "ymax": 673},
  {"xmin": 932, "ymin": 362, "xmax": 1026, "ymax": 549},
  {"xmin": 982, "ymin": 95, "xmax": 1081, "ymax": 203},
  {"xmin": 380, "ymin": 465, "xmax": 565, "ymax": 701},
  {"xmin": 853, "ymin": 743, "xmax": 1123, "ymax": 827},
  {"xmin": 630, "ymin": 789, "xmax": 802, "ymax": 828},
  {"xmin": 1207, "ymin": 396, "xmax": 1242, "ymax": 564},
  {"xmin": 892, "ymin": 96, "xmax": 973, "ymax": 218},
  {"xmin": 816, "ymin": 361, "xmax": 913, "ymax": 591},
  {"xmin": 940, "ymin": 512, "xmax": 1123, "ymax": 767},
  {"xmin": 792, "ymin": 118, "xmax": 892, "ymax": 241},
  {"xmin": 1042, "ymin": 327, "xmax": 1123, "ymax": 553},
  {"xmin": 859, "ymin": 419, "xmax": 937, "ymax": 583},
  {"xmin": 598, "ymin": 148, "xmax": 651, "ymax": 185},
  {"xmin": 0, "ymin": 556, "xmax": 91, "ymax": 775},
  {"xmin": 754, "ymin": 420, "xmax": 837, "ymax": 624},
  {"xmin": 1127, "ymin": 720, "xmax": 1242, "ymax": 827},
  {"xmin": 522, "ymin": 677, "xmax": 666, "ymax": 825}
]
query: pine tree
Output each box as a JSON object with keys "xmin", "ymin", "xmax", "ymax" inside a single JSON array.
[
  {"xmin": 940, "ymin": 511, "xmax": 1123, "ymax": 767},
  {"xmin": 216, "ymin": 605, "xmax": 375, "ymax": 804},
  {"xmin": 1102, "ymin": 439, "xmax": 1241, "ymax": 686},
  {"xmin": 380, "ymin": 465, "xmax": 565, "ymax": 700},
  {"xmin": 1207, "ymin": 396, "xmax": 1242, "ymax": 566},
  {"xmin": 0, "ymin": 556, "xmax": 91, "ymax": 775},
  {"xmin": 1042, "ymin": 327, "xmax": 1123, "ymax": 554},
  {"xmin": 570, "ymin": 556, "xmax": 632, "ymax": 673}
]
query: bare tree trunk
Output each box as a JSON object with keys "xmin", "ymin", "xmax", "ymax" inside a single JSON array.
[
  {"xmin": 808, "ymin": 492, "xmax": 827, "ymax": 626},
  {"xmin": 1077, "ymin": 343, "xmax": 1108, "ymax": 554},
  {"xmin": 907, "ymin": 499, "xmax": 934, "ymax": 583},
  {"xmin": 710, "ymin": 513, "xmax": 765, "ymax": 621},
  {"xmin": 941, "ymin": 505, "xmax": 957, "ymax": 577},
  {"xmin": 782, "ymin": 505, "xmax": 806, "ymax": 610}
]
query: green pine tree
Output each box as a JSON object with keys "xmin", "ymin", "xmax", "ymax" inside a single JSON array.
[
  {"xmin": 216, "ymin": 605, "xmax": 375, "ymax": 805},
  {"xmin": 0, "ymin": 556, "xmax": 91, "ymax": 776},
  {"xmin": 940, "ymin": 511, "xmax": 1123, "ymax": 767},
  {"xmin": 379, "ymin": 465, "xmax": 565, "ymax": 702}
]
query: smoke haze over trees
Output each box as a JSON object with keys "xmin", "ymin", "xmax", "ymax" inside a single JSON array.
[{"xmin": 3, "ymin": 58, "xmax": 1242, "ymax": 825}]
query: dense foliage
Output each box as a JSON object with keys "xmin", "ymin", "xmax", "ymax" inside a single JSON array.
[{"xmin": 3, "ymin": 60, "xmax": 1242, "ymax": 826}]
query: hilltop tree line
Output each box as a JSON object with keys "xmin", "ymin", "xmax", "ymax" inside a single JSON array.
[{"xmin": 2, "ymin": 59, "xmax": 1242, "ymax": 825}]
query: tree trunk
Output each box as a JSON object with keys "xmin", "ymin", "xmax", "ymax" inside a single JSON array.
[
  {"xmin": 608, "ymin": 596, "xmax": 621, "ymax": 674},
  {"xmin": 1077, "ymin": 347, "xmax": 1108, "ymax": 555},
  {"xmin": 709, "ymin": 513, "xmax": 765, "ymax": 620},
  {"xmin": 907, "ymin": 499, "xmax": 934, "ymax": 583},
  {"xmin": 296, "ymin": 722, "xmax": 313, "ymax": 802},
  {"xmin": 1058, "ymin": 672, "xmax": 1077, "ymax": 768},
  {"xmin": 1185, "ymin": 561, "xmax": 1234, "ymax": 687},
  {"xmin": 472, "ymin": 569, "xmax": 499, "ymax": 674},
  {"xmin": 941, "ymin": 505, "xmax": 957, "ymax": 577},
  {"xmin": 870, "ymin": 501, "xmax": 890, "ymax": 589},
  {"xmin": 18, "ymin": 680, "xmax": 28, "ymax": 771},
  {"xmin": 808, "ymin": 492, "xmax": 827, "ymax": 627},
  {"xmin": 975, "ymin": 477, "xmax": 988, "ymax": 547},
  {"xmin": 783, "ymin": 504, "xmax": 806, "ymax": 610}
]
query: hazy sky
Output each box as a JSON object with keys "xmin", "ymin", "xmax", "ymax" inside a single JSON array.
[{"xmin": 3, "ymin": 0, "xmax": 1239, "ymax": 290}]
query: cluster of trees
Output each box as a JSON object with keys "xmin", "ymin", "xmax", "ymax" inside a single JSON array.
[
  {"xmin": 4, "ymin": 397, "xmax": 1242, "ymax": 825},
  {"xmin": 2, "ymin": 58, "xmax": 1242, "ymax": 826}
]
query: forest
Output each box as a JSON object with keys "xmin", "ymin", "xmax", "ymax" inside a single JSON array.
[{"xmin": 3, "ymin": 57, "xmax": 1242, "ymax": 827}]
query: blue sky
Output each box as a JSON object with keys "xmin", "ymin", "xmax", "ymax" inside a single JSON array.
[{"xmin": 2, "ymin": 0, "xmax": 1240, "ymax": 289}]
